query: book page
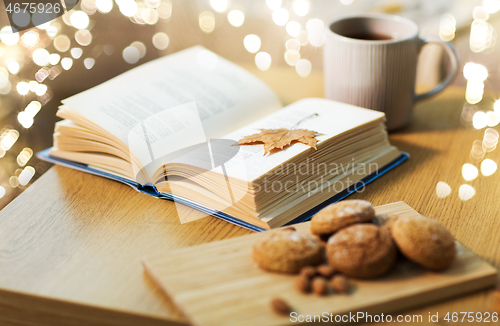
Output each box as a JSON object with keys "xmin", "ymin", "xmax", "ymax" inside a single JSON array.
[
  {"xmin": 61, "ymin": 46, "xmax": 281, "ymax": 179},
  {"xmin": 213, "ymin": 98, "xmax": 386, "ymax": 182}
]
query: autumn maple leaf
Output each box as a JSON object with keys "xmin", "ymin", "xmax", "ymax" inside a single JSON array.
[{"xmin": 238, "ymin": 128, "xmax": 321, "ymax": 155}]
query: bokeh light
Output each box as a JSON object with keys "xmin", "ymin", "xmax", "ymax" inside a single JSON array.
[
  {"xmin": 475, "ymin": 6, "xmax": 490, "ymax": 20},
  {"xmin": 285, "ymin": 39, "xmax": 300, "ymax": 54},
  {"xmin": 123, "ymin": 46, "xmax": 140, "ymax": 64},
  {"xmin": 297, "ymin": 30, "xmax": 308, "ymax": 45},
  {"xmin": 472, "ymin": 111, "xmax": 488, "ymax": 129},
  {"xmin": 483, "ymin": 0, "xmax": 500, "ymax": 13},
  {"xmin": 131, "ymin": 41, "xmax": 146, "ymax": 58},
  {"xmin": 17, "ymin": 147, "xmax": 33, "ymax": 167},
  {"xmin": 266, "ymin": 0, "xmax": 281, "ymax": 10},
  {"xmin": 142, "ymin": 8, "xmax": 159, "ymax": 25},
  {"xmin": 29, "ymin": 81, "xmax": 38, "ymax": 92},
  {"xmin": 0, "ymin": 129, "xmax": 19, "ymax": 151},
  {"xmin": 464, "ymin": 62, "xmax": 488, "ymax": 81},
  {"xmin": 9, "ymin": 176, "xmax": 19, "ymax": 188},
  {"xmin": 46, "ymin": 25, "xmax": 58, "ymax": 37},
  {"xmin": 17, "ymin": 112, "xmax": 34, "ymax": 128},
  {"xmin": 306, "ymin": 18, "xmax": 325, "ymax": 46},
  {"xmin": 35, "ymin": 84, "xmax": 47, "ymax": 97},
  {"xmin": 71, "ymin": 47, "xmax": 83, "ymax": 59},
  {"xmin": 157, "ymin": 0, "xmax": 172, "ymax": 20},
  {"xmin": 486, "ymin": 111, "xmax": 499, "ymax": 127},
  {"xmin": 481, "ymin": 159, "xmax": 497, "ymax": 176},
  {"xmin": 295, "ymin": 59, "xmax": 312, "ymax": 77},
  {"xmin": 464, "ymin": 63, "xmax": 488, "ymax": 104},
  {"xmin": 144, "ymin": 0, "xmax": 161, "ymax": 8},
  {"xmin": 494, "ymin": 100, "xmax": 500, "ymax": 115},
  {"xmin": 0, "ymin": 81, "xmax": 11, "ymax": 95},
  {"xmin": 7, "ymin": 62, "xmax": 19, "ymax": 75},
  {"xmin": 436, "ymin": 181, "xmax": 451, "ymax": 198},
  {"xmin": 458, "ymin": 184, "xmax": 475, "ymax": 201},
  {"xmin": 292, "ymin": 0, "xmax": 309, "ymax": 16},
  {"xmin": 84, "ymin": 58, "xmax": 95, "ymax": 69},
  {"xmin": 48, "ymin": 67, "xmax": 61, "ymax": 80},
  {"xmin": 227, "ymin": 10, "xmax": 244, "ymax": 27},
  {"xmin": 54, "ymin": 35, "xmax": 71, "ymax": 52},
  {"xmin": 61, "ymin": 57, "xmax": 74, "ymax": 70},
  {"xmin": 152, "ymin": 32, "xmax": 169, "ymax": 50},
  {"xmin": 210, "ymin": 0, "xmax": 229, "ymax": 13},
  {"xmin": 470, "ymin": 140, "xmax": 486, "ymax": 162},
  {"xmin": 461, "ymin": 104, "xmax": 477, "ymax": 125},
  {"xmin": 272, "ymin": 8, "xmax": 289, "ymax": 26},
  {"xmin": 133, "ymin": 5, "xmax": 148, "ymax": 25},
  {"xmin": 104, "ymin": 45, "xmax": 114, "ymax": 55},
  {"xmin": 255, "ymin": 52, "xmax": 271, "ymax": 71},
  {"xmin": 25, "ymin": 101, "xmax": 41, "ymax": 117},
  {"xmin": 0, "ymin": 27, "xmax": 19, "ymax": 45},
  {"xmin": 70, "ymin": 11, "xmax": 90, "ymax": 29},
  {"xmin": 462, "ymin": 163, "xmax": 479, "ymax": 181},
  {"xmin": 0, "ymin": 70, "xmax": 8, "ymax": 90},
  {"xmin": 284, "ymin": 51, "xmax": 301, "ymax": 66},
  {"xmin": 199, "ymin": 11, "xmax": 215, "ymax": 33},
  {"xmin": 96, "ymin": 0, "xmax": 113, "ymax": 13},
  {"xmin": 21, "ymin": 30, "xmax": 39, "ymax": 48},
  {"xmin": 439, "ymin": 14, "xmax": 456, "ymax": 41},
  {"xmin": 466, "ymin": 81, "xmax": 485, "ymax": 104},
  {"xmin": 49, "ymin": 53, "xmax": 61, "ymax": 65},
  {"xmin": 244, "ymin": 34, "xmax": 261, "ymax": 53},
  {"xmin": 16, "ymin": 82, "xmax": 29, "ymax": 95},
  {"xmin": 18, "ymin": 166, "xmax": 35, "ymax": 186},
  {"xmin": 469, "ymin": 19, "xmax": 494, "ymax": 53},
  {"xmin": 119, "ymin": 0, "xmax": 138, "ymax": 17},
  {"xmin": 483, "ymin": 128, "xmax": 498, "ymax": 152},
  {"xmin": 33, "ymin": 49, "xmax": 50, "ymax": 67},
  {"xmin": 75, "ymin": 30, "xmax": 93, "ymax": 46},
  {"xmin": 286, "ymin": 21, "xmax": 301, "ymax": 37},
  {"xmin": 81, "ymin": 0, "xmax": 97, "ymax": 15}
]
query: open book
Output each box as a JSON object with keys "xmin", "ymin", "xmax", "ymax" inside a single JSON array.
[{"xmin": 38, "ymin": 46, "xmax": 407, "ymax": 230}]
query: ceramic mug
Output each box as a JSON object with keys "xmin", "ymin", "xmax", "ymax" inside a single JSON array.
[{"xmin": 324, "ymin": 14, "xmax": 459, "ymax": 130}]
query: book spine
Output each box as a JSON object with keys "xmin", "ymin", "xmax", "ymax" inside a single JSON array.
[{"xmin": 138, "ymin": 183, "xmax": 160, "ymax": 197}]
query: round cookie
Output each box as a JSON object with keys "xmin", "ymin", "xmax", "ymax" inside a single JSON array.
[
  {"xmin": 391, "ymin": 215, "xmax": 456, "ymax": 271},
  {"xmin": 326, "ymin": 224, "xmax": 396, "ymax": 279},
  {"xmin": 252, "ymin": 229, "xmax": 323, "ymax": 273},
  {"xmin": 311, "ymin": 200, "xmax": 375, "ymax": 236}
]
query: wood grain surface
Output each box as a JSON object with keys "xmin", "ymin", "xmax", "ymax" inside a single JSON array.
[
  {"xmin": 142, "ymin": 202, "xmax": 497, "ymax": 326},
  {"xmin": 0, "ymin": 69, "xmax": 499, "ymax": 326}
]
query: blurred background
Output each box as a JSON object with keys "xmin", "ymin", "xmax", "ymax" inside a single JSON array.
[{"xmin": 0, "ymin": 0, "xmax": 498, "ymax": 208}]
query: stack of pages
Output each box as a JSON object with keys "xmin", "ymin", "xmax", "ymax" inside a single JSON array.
[{"xmin": 39, "ymin": 46, "xmax": 406, "ymax": 230}]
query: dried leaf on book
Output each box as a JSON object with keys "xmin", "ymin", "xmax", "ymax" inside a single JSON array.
[{"xmin": 238, "ymin": 128, "xmax": 321, "ymax": 155}]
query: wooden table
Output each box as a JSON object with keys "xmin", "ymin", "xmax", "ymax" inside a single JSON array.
[{"xmin": 0, "ymin": 68, "xmax": 499, "ymax": 325}]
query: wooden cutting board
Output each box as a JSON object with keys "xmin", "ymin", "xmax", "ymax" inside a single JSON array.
[{"xmin": 142, "ymin": 202, "xmax": 498, "ymax": 326}]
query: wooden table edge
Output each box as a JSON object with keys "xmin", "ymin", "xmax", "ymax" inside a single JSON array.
[{"xmin": 0, "ymin": 286, "xmax": 186, "ymax": 326}]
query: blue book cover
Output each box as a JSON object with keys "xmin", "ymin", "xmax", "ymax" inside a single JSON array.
[{"xmin": 37, "ymin": 149, "xmax": 408, "ymax": 232}]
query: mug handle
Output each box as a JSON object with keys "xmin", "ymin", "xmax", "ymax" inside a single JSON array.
[{"xmin": 413, "ymin": 38, "xmax": 459, "ymax": 102}]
